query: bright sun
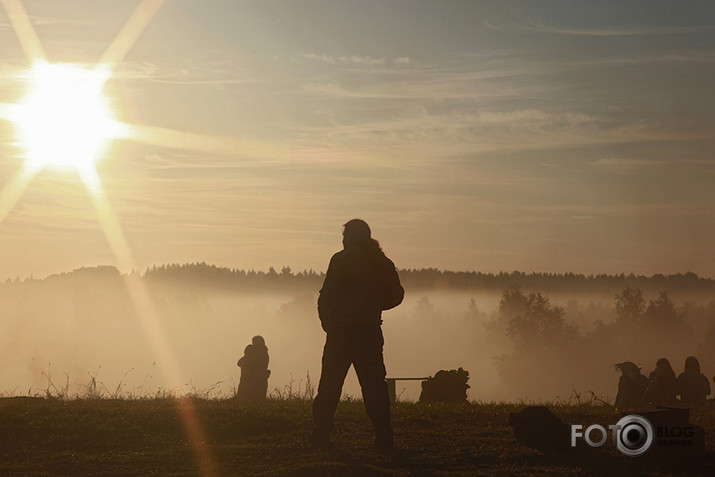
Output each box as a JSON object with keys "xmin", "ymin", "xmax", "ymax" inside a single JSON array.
[{"xmin": 10, "ymin": 61, "xmax": 121, "ymax": 172}]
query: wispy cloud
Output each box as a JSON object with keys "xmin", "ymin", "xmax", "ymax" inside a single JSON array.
[
  {"xmin": 299, "ymin": 64, "xmax": 538, "ymax": 101},
  {"xmin": 0, "ymin": 15, "xmax": 92, "ymax": 30},
  {"xmin": 112, "ymin": 59, "xmax": 259, "ymax": 86},
  {"xmin": 567, "ymin": 51, "xmax": 715, "ymax": 67},
  {"xmin": 290, "ymin": 105, "xmax": 703, "ymax": 160},
  {"xmin": 488, "ymin": 17, "xmax": 715, "ymax": 37},
  {"xmin": 302, "ymin": 54, "xmax": 412, "ymax": 67},
  {"xmin": 589, "ymin": 157, "xmax": 715, "ymax": 174}
]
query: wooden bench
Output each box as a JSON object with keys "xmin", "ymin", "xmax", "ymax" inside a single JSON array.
[{"xmin": 385, "ymin": 377, "xmax": 429, "ymax": 403}]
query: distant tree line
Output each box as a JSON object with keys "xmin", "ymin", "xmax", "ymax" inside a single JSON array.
[
  {"xmin": 3, "ymin": 263, "xmax": 714, "ymax": 295},
  {"xmin": 142, "ymin": 263, "xmax": 324, "ymax": 292},
  {"xmin": 398, "ymin": 268, "xmax": 715, "ymax": 294}
]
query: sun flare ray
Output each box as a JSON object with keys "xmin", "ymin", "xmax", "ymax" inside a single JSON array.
[
  {"xmin": 77, "ymin": 166, "xmax": 135, "ymax": 271},
  {"xmin": 0, "ymin": 0, "xmax": 46, "ymax": 63},
  {"xmin": 78, "ymin": 165, "xmax": 219, "ymax": 477},
  {"xmin": 0, "ymin": 161, "xmax": 41, "ymax": 225},
  {"xmin": 95, "ymin": 0, "xmax": 166, "ymax": 83}
]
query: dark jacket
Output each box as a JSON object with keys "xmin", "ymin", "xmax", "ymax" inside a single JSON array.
[
  {"xmin": 646, "ymin": 367, "xmax": 677, "ymax": 405},
  {"xmin": 677, "ymin": 370, "xmax": 711, "ymax": 406},
  {"xmin": 318, "ymin": 245, "xmax": 403, "ymax": 332}
]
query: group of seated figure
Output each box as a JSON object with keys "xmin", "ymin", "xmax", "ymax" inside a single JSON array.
[{"xmin": 615, "ymin": 356, "xmax": 712, "ymax": 410}]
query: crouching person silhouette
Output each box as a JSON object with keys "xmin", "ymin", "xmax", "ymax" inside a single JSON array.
[{"xmin": 312, "ymin": 219, "xmax": 404, "ymax": 452}]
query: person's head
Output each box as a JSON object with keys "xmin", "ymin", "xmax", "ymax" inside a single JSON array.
[
  {"xmin": 252, "ymin": 335, "xmax": 265, "ymax": 347},
  {"xmin": 244, "ymin": 344, "xmax": 254, "ymax": 355},
  {"xmin": 684, "ymin": 356, "xmax": 700, "ymax": 373},
  {"xmin": 655, "ymin": 358, "xmax": 674, "ymax": 374},
  {"xmin": 615, "ymin": 361, "xmax": 641, "ymax": 378},
  {"xmin": 342, "ymin": 219, "xmax": 372, "ymax": 249}
]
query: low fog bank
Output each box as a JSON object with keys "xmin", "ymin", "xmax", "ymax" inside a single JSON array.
[{"xmin": 1, "ymin": 265, "xmax": 714, "ymax": 403}]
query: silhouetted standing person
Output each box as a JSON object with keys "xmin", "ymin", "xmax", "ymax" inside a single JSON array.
[
  {"xmin": 677, "ymin": 356, "xmax": 711, "ymax": 407},
  {"xmin": 313, "ymin": 219, "xmax": 404, "ymax": 451},
  {"xmin": 614, "ymin": 361, "xmax": 648, "ymax": 410},
  {"xmin": 236, "ymin": 335, "xmax": 270, "ymax": 400},
  {"xmin": 646, "ymin": 358, "xmax": 677, "ymax": 406}
]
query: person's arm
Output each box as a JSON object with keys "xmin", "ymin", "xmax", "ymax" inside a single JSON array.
[
  {"xmin": 675, "ymin": 375, "xmax": 683, "ymax": 397},
  {"xmin": 317, "ymin": 254, "xmax": 340, "ymax": 332},
  {"xmin": 705, "ymin": 374, "xmax": 712, "ymax": 396},
  {"xmin": 380, "ymin": 257, "xmax": 404, "ymax": 311}
]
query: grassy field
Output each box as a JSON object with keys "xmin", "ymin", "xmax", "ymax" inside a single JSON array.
[{"xmin": 0, "ymin": 397, "xmax": 714, "ymax": 476}]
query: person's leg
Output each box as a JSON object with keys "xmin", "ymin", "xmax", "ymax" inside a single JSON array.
[
  {"xmin": 236, "ymin": 377, "xmax": 246, "ymax": 400},
  {"xmin": 260, "ymin": 371, "xmax": 269, "ymax": 400},
  {"xmin": 353, "ymin": 327, "xmax": 393, "ymax": 450},
  {"xmin": 312, "ymin": 333, "xmax": 352, "ymax": 444}
]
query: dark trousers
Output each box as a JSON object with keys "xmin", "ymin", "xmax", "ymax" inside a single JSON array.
[{"xmin": 312, "ymin": 325, "xmax": 393, "ymax": 443}]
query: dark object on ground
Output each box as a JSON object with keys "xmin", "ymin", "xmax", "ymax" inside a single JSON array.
[
  {"xmin": 631, "ymin": 406, "xmax": 705, "ymax": 453},
  {"xmin": 419, "ymin": 368, "xmax": 470, "ymax": 403},
  {"xmin": 509, "ymin": 406, "xmax": 571, "ymax": 453}
]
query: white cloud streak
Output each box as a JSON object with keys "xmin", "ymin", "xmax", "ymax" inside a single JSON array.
[
  {"xmin": 589, "ymin": 157, "xmax": 715, "ymax": 174},
  {"xmin": 302, "ymin": 54, "xmax": 412, "ymax": 67},
  {"xmin": 488, "ymin": 17, "xmax": 715, "ymax": 37}
]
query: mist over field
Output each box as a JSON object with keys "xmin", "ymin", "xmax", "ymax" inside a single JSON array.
[{"xmin": 1, "ymin": 264, "xmax": 714, "ymax": 403}]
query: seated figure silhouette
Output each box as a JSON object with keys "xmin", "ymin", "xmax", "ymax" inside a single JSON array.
[
  {"xmin": 646, "ymin": 358, "xmax": 677, "ymax": 407},
  {"xmin": 614, "ymin": 361, "xmax": 648, "ymax": 410},
  {"xmin": 676, "ymin": 356, "xmax": 711, "ymax": 407},
  {"xmin": 236, "ymin": 335, "xmax": 270, "ymax": 400}
]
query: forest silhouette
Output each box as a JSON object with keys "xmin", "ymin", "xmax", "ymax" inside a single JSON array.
[{"xmin": 26, "ymin": 262, "xmax": 709, "ymax": 294}]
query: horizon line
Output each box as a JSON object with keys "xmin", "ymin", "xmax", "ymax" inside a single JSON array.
[{"xmin": 3, "ymin": 262, "xmax": 712, "ymax": 284}]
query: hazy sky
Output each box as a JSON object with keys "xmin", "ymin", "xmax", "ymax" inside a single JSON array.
[{"xmin": 0, "ymin": 0, "xmax": 714, "ymax": 280}]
